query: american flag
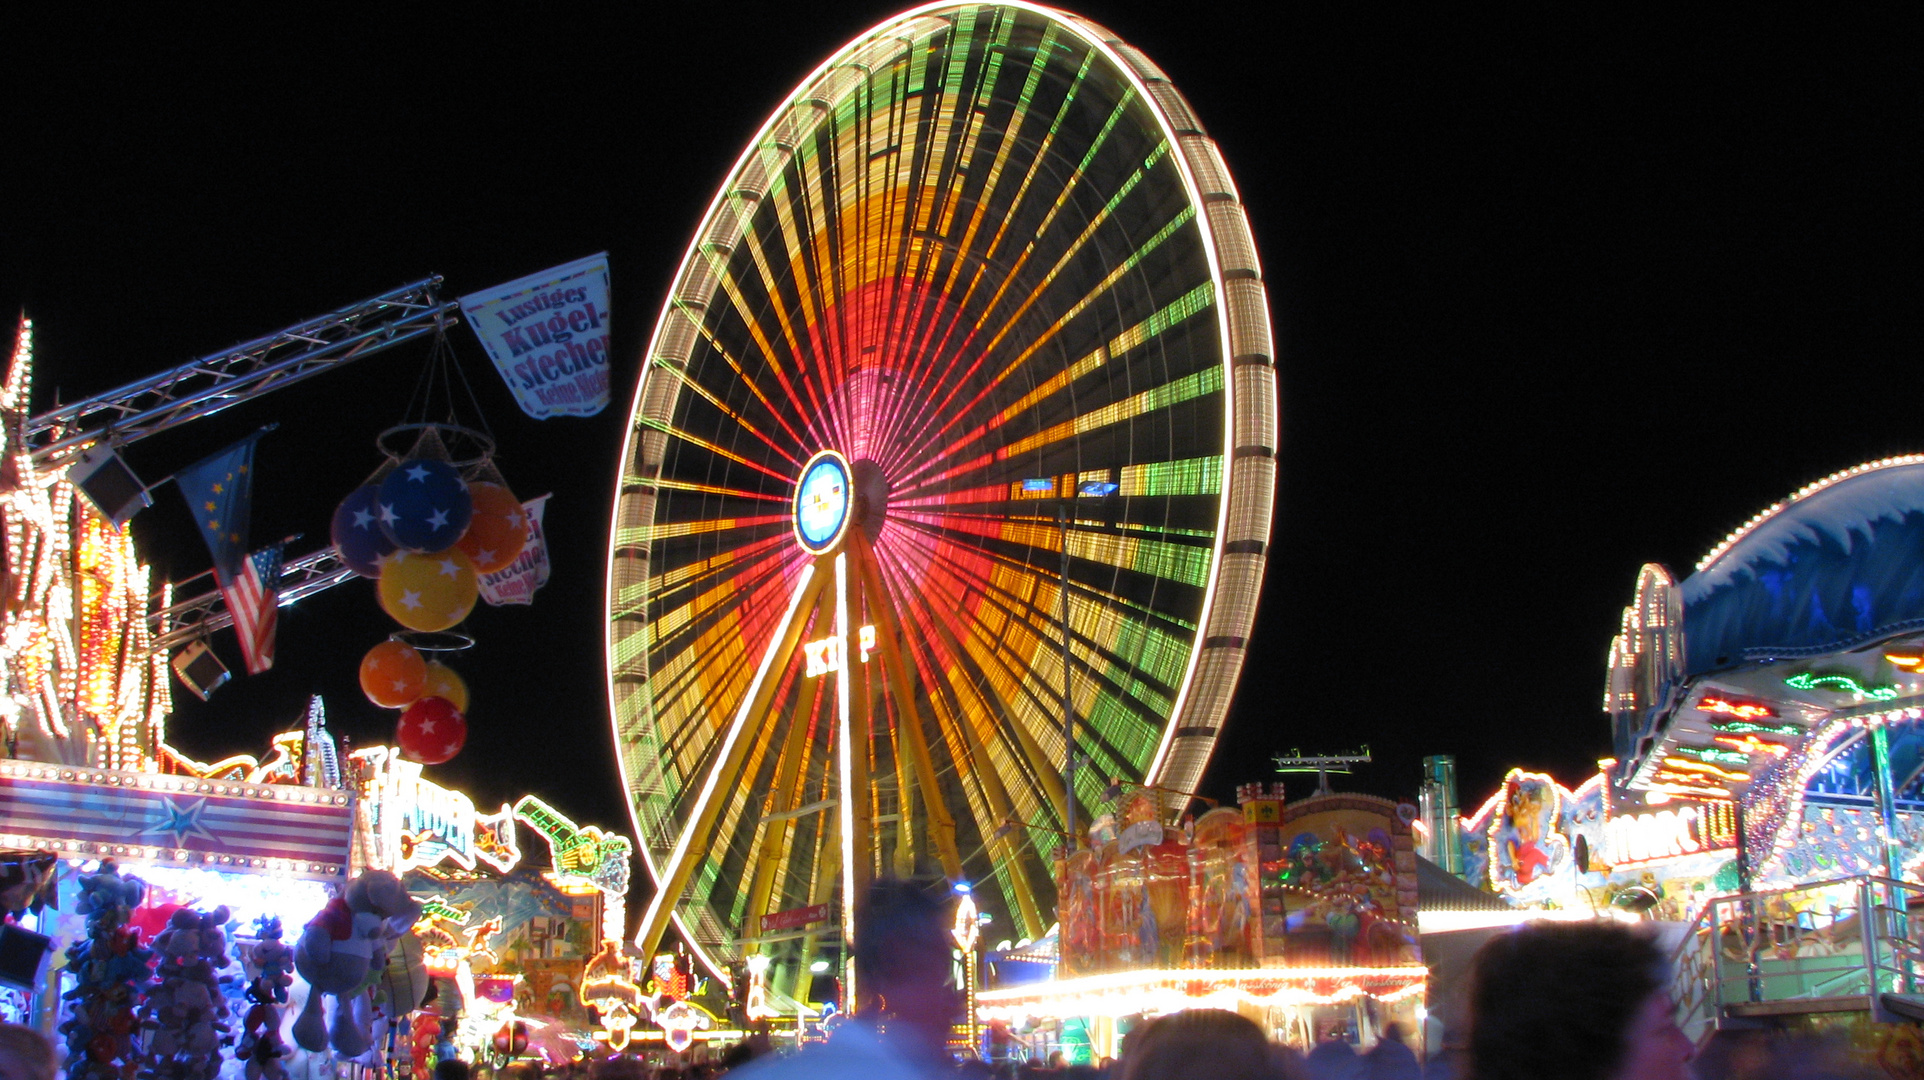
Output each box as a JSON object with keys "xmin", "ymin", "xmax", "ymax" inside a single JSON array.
[{"xmin": 220, "ymin": 543, "xmax": 283, "ymax": 674}]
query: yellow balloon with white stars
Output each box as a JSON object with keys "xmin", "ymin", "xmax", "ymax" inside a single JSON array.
[
  {"xmin": 377, "ymin": 549, "xmax": 479, "ymax": 632},
  {"xmin": 421, "ymin": 661, "xmax": 470, "ymax": 713}
]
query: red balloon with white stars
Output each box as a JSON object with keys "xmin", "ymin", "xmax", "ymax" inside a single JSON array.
[{"xmin": 395, "ymin": 695, "xmax": 467, "ymax": 764}]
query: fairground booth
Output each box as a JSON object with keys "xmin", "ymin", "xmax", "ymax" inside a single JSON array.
[
  {"xmin": 0, "ymin": 308, "xmax": 686, "ymax": 1078},
  {"xmin": 1431, "ymin": 456, "xmax": 1924, "ymax": 1054},
  {"xmin": 976, "ymin": 784, "xmax": 1425, "ymax": 1060}
]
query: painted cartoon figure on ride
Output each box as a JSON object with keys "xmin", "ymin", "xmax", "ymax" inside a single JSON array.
[
  {"xmin": 1056, "ymin": 850, "xmax": 1099, "ymax": 976},
  {"xmin": 1491, "ymin": 769, "xmax": 1571, "ymax": 898},
  {"xmin": 1276, "ymin": 824, "xmax": 1411, "ymax": 965},
  {"xmin": 1186, "ymin": 808, "xmax": 1256, "ymax": 965}
]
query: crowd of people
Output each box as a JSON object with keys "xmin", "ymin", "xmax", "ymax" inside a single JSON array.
[{"xmin": 0, "ymin": 888, "xmax": 1889, "ymax": 1080}]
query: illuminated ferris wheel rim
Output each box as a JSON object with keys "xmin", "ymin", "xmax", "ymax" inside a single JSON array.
[{"xmin": 604, "ymin": 1, "xmax": 1276, "ymax": 978}]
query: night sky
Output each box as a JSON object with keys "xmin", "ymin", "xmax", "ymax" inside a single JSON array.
[{"xmin": 7, "ymin": 6, "xmax": 1912, "ymax": 859}]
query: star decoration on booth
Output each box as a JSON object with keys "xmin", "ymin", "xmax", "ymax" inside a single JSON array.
[
  {"xmin": 437, "ymin": 557, "xmax": 462, "ymax": 578},
  {"xmin": 419, "ymin": 716, "xmax": 439, "ymax": 735},
  {"xmin": 140, "ymin": 796, "xmax": 219, "ymax": 848},
  {"xmin": 399, "ymin": 589, "xmax": 423, "ymax": 611},
  {"xmin": 406, "ymin": 464, "xmax": 431, "ymax": 483},
  {"xmin": 379, "ymin": 503, "xmax": 399, "ymax": 525},
  {"xmin": 427, "ymin": 508, "xmax": 450, "ymax": 530},
  {"xmin": 352, "ymin": 507, "xmax": 376, "ymax": 529}
]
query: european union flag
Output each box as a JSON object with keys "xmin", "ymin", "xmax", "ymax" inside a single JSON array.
[{"xmin": 174, "ymin": 432, "xmax": 265, "ymax": 580}]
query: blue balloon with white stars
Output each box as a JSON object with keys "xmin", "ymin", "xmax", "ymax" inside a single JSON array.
[
  {"xmin": 377, "ymin": 458, "xmax": 473, "ymax": 553},
  {"xmin": 332, "ymin": 484, "xmax": 397, "ymax": 578}
]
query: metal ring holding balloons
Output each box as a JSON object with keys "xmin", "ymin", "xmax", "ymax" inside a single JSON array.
[
  {"xmin": 391, "ymin": 630, "xmax": 477, "ymax": 654},
  {"xmin": 375, "ymin": 422, "xmax": 496, "ymax": 469}
]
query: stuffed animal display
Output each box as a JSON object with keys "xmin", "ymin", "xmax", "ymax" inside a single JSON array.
[
  {"xmin": 291, "ymin": 871, "xmax": 421, "ymax": 1058},
  {"xmin": 138, "ymin": 905, "xmax": 233, "ymax": 1080},
  {"xmin": 238, "ymin": 918, "xmax": 294, "ymax": 1080},
  {"xmin": 59, "ymin": 861, "xmax": 154, "ymax": 1080}
]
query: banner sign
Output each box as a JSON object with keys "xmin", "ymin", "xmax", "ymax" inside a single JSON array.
[
  {"xmin": 356, "ymin": 746, "xmax": 521, "ymax": 875},
  {"xmin": 760, "ymin": 903, "xmax": 830, "ymax": 934},
  {"xmin": 0, "ymin": 760, "xmax": 351, "ymax": 880},
  {"xmin": 479, "ymin": 495, "xmax": 551, "ymax": 607},
  {"xmin": 460, "ymin": 254, "xmax": 611, "ymax": 418}
]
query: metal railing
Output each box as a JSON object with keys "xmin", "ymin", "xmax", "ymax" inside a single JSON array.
[{"xmin": 1671, "ymin": 874, "xmax": 1923, "ymax": 1042}]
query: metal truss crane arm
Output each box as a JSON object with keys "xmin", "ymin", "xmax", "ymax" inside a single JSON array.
[
  {"xmin": 150, "ymin": 546, "xmax": 355, "ymax": 653},
  {"xmin": 28, "ymin": 277, "xmax": 456, "ymax": 469}
]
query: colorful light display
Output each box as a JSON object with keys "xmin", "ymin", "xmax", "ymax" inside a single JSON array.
[
  {"xmin": 1784, "ymin": 671, "xmax": 1899, "ymax": 701},
  {"xmin": 1698, "ymin": 695, "xmax": 1776, "ymax": 720},
  {"xmin": 352, "ymin": 746, "xmax": 522, "ymax": 874},
  {"xmin": 605, "ymin": 0, "xmax": 1276, "ymax": 979},
  {"xmin": 978, "ymin": 966, "xmax": 1428, "ymax": 1022}
]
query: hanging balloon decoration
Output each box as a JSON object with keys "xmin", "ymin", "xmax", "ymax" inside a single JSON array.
[
  {"xmin": 454, "ymin": 481, "xmax": 530, "ymax": 574},
  {"xmin": 396, "ymin": 696, "xmax": 467, "ymax": 765},
  {"xmin": 332, "ymin": 485, "xmax": 398, "ymax": 579},
  {"xmin": 360, "ymin": 640, "xmax": 427, "ymax": 708},
  {"xmin": 377, "ymin": 549, "xmax": 480, "ymax": 633},
  {"xmin": 420, "ymin": 662, "xmax": 469, "ymax": 713},
  {"xmin": 324, "ymin": 317, "xmax": 528, "ymax": 769},
  {"xmin": 377, "ymin": 458, "xmax": 473, "ymax": 554}
]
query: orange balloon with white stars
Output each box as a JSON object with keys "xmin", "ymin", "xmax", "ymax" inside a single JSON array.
[
  {"xmin": 455, "ymin": 482, "xmax": 530, "ymax": 575},
  {"xmin": 377, "ymin": 549, "xmax": 479, "ymax": 632},
  {"xmin": 359, "ymin": 640, "xmax": 427, "ymax": 708}
]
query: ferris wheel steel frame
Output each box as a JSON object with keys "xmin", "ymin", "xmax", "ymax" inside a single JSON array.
[{"xmin": 606, "ymin": 1, "xmax": 1276, "ymax": 987}]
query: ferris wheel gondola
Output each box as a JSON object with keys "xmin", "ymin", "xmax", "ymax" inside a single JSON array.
[{"xmin": 606, "ymin": 2, "xmax": 1275, "ymax": 986}]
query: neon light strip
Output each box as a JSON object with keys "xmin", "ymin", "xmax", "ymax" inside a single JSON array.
[{"xmin": 834, "ymin": 552, "xmax": 855, "ymax": 988}]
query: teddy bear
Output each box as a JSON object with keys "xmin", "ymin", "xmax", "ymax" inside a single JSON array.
[
  {"xmin": 291, "ymin": 870, "xmax": 420, "ymax": 1058},
  {"xmin": 58, "ymin": 861, "xmax": 153, "ymax": 1080},
  {"xmin": 232, "ymin": 917, "xmax": 295, "ymax": 1080},
  {"xmin": 139, "ymin": 905, "xmax": 233, "ymax": 1080}
]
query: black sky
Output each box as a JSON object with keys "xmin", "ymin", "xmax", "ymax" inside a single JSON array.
[{"xmin": 5, "ymin": 6, "xmax": 1915, "ymax": 855}]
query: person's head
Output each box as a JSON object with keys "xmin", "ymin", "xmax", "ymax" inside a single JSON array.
[
  {"xmin": 435, "ymin": 1059, "xmax": 472, "ymax": 1080},
  {"xmin": 853, "ymin": 878, "xmax": 958, "ymax": 1046},
  {"xmin": 0, "ymin": 1024, "xmax": 54, "ymax": 1080},
  {"xmin": 1116, "ymin": 1009, "xmax": 1274, "ymax": 1080},
  {"xmin": 590, "ymin": 1057, "xmax": 646, "ymax": 1080},
  {"xmin": 1467, "ymin": 921, "xmax": 1692, "ymax": 1080}
]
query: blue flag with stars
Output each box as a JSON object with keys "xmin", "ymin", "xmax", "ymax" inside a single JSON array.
[{"xmin": 174, "ymin": 432, "xmax": 264, "ymax": 580}]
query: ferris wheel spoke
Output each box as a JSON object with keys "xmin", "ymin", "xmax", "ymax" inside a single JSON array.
[
  {"xmin": 877, "ymin": 100, "xmax": 1152, "ymax": 459},
  {"xmin": 686, "ymin": 316, "xmax": 817, "ymax": 456},
  {"xmin": 870, "ymin": 536, "xmax": 1069, "ymax": 828}
]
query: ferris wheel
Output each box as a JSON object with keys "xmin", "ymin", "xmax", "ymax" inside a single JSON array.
[{"xmin": 606, "ymin": 2, "xmax": 1275, "ymax": 985}]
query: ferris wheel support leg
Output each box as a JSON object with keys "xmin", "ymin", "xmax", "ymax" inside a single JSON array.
[
  {"xmin": 835, "ymin": 552, "xmax": 872, "ymax": 1015},
  {"xmin": 740, "ymin": 594, "xmax": 834, "ymax": 954},
  {"xmin": 865, "ymin": 534, "xmax": 1072, "ymax": 836},
  {"xmin": 790, "ymin": 806, "xmax": 840, "ymax": 1008},
  {"xmin": 632, "ymin": 562, "xmax": 829, "ymax": 963},
  {"xmin": 929, "ymin": 677, "xmax": 1047, "ymax": 940},
  {"xmin": 851, "ymin": 537, "xmax": 965, "ymax": 880}
]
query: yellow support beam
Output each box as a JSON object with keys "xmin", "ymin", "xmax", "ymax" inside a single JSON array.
[
  {"xmin": 633, "ymin": 563, "xmax": 827, "ymax": 962},
  {"xmin": 851, "ymin": 534, "xmax": 964, "ymax": 880}
]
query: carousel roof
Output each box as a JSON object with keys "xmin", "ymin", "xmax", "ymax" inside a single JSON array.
[{"xmin": 1680, "ymin": 456, "xmax": 1924, "ymax": 674}]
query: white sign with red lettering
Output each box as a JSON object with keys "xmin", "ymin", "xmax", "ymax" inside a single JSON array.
[
  {"xmin": 460, "ymin": 254, "xmax": 612, "ymax": 418},
  {"xmin": 478, "ymin": 495, "xmax": 551, "ymax": 607}
]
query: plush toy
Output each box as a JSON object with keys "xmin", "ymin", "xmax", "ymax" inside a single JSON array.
[
  {"xmin": 139, "ymin": 904, "xmax": 233, "ymax": 1080},
  {"xmin": 58, "ymin": 861, "xmax": 153, "ymax": 1080},
  {"xmin": 236, "ymin": 919, "xmax": 293, "ymax": 1080},
  {"xmin": 291, "ymin": 871, "xmax": 420, "ymax": 1057}
]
